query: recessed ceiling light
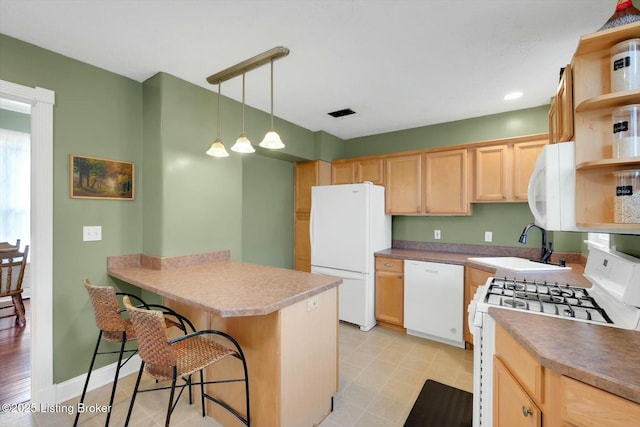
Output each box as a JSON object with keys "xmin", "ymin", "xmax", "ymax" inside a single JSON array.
[{"xmin": 504, "ymin": 91, "xmax": 523, "ymax": 101}]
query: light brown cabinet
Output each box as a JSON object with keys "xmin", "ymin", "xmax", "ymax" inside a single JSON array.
[
  {"xmin": 424, "ymin": 148, "xmax": 470, "ymax": 215},
  {"xmin": 374, "ymin": 257, "xmax": 404, "ymax": 331},
  {"xmin": 294, "ymin": 161, "xmax": 331, "ymax": 272},
  {"xmin": 494, "ymin": 357, "xmax": 542, "ymax": 427},
  {"xmin": 384, "ymin": 153, "xmax": 423, "ymax": 214},
  {"xmin": 571, "ymin": 23, "xmax": 640, "ymax": 232},
  {"xmin": 331, "ymin": 158, "xmax": 384, "ymax": 185},
  {"xmin": 549, "ymin": 64, "xmax": 574, "ymax": 144},
  {"xmin": 384, "ymin": 150, "xmax": 470, "ymax": 215},
  {"xmin": 495, "ymin": 323, "xmax": 543, "ymax": 427},
  {"xmin": 559, "ymin": 375, "xmax": 640, "ymax": 427},
  {"xmin": 495, "ymin": 321, "xmax": 640, "ymax": 426},
  {"xmin": 463, "ymin": 266, "xmax": 493, "ymax": 347},
  {"xmin": 474, "ymin": 138, "xmax": 547, "ymax": 202}
]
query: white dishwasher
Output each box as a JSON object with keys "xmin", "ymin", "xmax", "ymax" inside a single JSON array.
[{"xmin": 403, "ymin": 260, "xmax": 465, "ymax": 348}]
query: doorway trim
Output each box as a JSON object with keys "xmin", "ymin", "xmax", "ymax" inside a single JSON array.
[{"xmin": 0, "ymin": 79, "xmax": 55, "ymax": 405}]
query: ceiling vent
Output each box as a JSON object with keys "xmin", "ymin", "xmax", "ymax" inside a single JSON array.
[{"xmin": 328, "ymin": 108, "xmax": 356, "ymax": 118}]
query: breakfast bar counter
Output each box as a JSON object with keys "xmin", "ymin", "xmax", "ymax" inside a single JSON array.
[{"xmin": 107, "ymin": 250, "xmax": 342, "ymax": 427}]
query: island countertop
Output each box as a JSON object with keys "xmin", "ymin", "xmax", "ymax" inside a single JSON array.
[{"xmin": 107, "ymin": 251, "xmax": 342, "ymax": 317}]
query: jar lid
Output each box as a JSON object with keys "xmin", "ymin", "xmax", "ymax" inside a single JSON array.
[
  {"xmin": 611, "ymin": 38, "xmax": 640, "ymax": 53},
  {"xmin": 613, "ymin": 104, "xmax": 640, "ymax": 113},
  {"xmin": 613, "ymin": 169, "xmax": 640, "ymax": 177}
]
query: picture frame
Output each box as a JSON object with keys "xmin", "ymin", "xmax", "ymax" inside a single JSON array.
[{"xmin": 70, "ymin": 154, "xmax": 134, "ymax": 200}]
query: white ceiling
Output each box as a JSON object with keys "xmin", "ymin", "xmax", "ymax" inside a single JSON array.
[{"xmin": 0, "ymin": 0, "xmax": 617, "ymax": 140}]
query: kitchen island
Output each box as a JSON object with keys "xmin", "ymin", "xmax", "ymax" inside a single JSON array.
[{"xmin": 107, "ymin": 250, "xmax": 341, "ymax": 427}]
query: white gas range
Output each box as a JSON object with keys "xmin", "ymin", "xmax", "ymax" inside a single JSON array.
[{"xmin": 467, "ymin": 245, "xmax": 640, "ymax": 427}]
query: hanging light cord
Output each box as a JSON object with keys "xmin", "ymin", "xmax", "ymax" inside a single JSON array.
[
  {"xmin": 270, "ymin": 60, "xmax": 274, "ymax": 128},
  {"xmin": 216, "ymin": 82, "xmax": 221, "ymax": 138},
  {"xmin": 241, "ymin": 72, "xmax": 246, "ymax": 134}
]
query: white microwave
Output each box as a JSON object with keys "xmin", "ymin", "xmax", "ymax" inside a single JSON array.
[{"xmin": 527, "ymin": 141, "xmax": 577, "ymax": 231}]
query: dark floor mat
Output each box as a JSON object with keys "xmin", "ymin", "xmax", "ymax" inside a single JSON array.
[{"xmin": 404, "ymin": 379, "xmax": 473, "ymax": 427}]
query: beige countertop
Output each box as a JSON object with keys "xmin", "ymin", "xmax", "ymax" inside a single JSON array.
[
  {"xmin": 376, "ymin": 247, "xmax": 589, "ymax": 285},
  {"xmin": 107, "ymin": 252, "xmax": 341, "ymax": 317},
  {"xmin": 490, "ymin": 308, "xmax": 640, "ymax": 404}
]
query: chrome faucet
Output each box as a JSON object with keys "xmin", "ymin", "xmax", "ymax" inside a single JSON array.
[{"xmin": 518, "ymin": 223, "xmax": 553, "ymax": 264}]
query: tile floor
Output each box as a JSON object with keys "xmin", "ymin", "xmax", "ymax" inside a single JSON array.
[{"xmin": 0, "ymin": 323, "xmax": 473, "ymax": 427}]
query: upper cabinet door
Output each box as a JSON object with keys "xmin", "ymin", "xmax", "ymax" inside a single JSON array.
[
  {"xmin": 384, "ymin": 154, "xmax": 423, "ymax": 214},
  {"xmin": 295, "ymin": 161, "xmax": 331, "ymax": 212},
  {"xmin": 424, "ymin": 149, "xmax": 470, "ymax": 215},
  {"xmin": 475, "ymin": 145, "xmax": 509, "ymax": 201},
  {"xmin": 357, "ymin": 158, "xmax": 384, "ymax": 185},
  {"xmin": 512, "ymin": 140, "xmax": 546, "ymax": 201},
  {"xmin": 331, "ymin": 161, "xmax": 355, "ymax": 185}
]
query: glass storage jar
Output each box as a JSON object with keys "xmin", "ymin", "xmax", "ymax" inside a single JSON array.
[
  {"xmin": 611, "ymin": 38, "xmax": 640, "ymax": 92},
  {"xmin": 612, "ymin": 105, "xmax": 640, "ymax": 158},
  {"xmin": 614, "ymin": 170, "xmax": 640, "ymax": 223}
]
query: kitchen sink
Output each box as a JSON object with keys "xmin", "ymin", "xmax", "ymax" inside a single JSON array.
[{"xmin": 467, "ymin": 257, "xmax": 571, "ymax": 272}]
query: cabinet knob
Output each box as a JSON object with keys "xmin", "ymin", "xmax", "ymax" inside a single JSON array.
[
  {"xmin": 502, "ymin": 195, "xmax": 507, "ymax": 200},
  {"xmin": 514, "ymin": 195, "xmax": 520, "ymax": 199},
  {"xmin": 521, "ymin": 406, "xmax": 533, "ymax": 417},
  {"xmin": 384, "ymin": 262, "xmax": 393, "ymax": 267}
]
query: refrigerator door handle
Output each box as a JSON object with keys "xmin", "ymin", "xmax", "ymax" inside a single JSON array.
[{"xmin": 309, "ymin": 204, "xmax": 315, "ymax": 254}]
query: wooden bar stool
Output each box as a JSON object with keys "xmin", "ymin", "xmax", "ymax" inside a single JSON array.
[
  {"xmin": 74, "ymin": 279, "xmax": 186, "ymax": 427},
  {"xmin": 122, "ymin": 295, "xmax": 250, "ymax": 427}
]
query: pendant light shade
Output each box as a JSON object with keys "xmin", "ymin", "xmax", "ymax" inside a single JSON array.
[
  {"xmin": 206, "ymin": 82, "xmax": 229, "ymax": 157},
  {"xmin": 206, "ymin": 47, "xmax": 289, "ymax": 157},
  {"xmin": 231, "ymin": 72, "xmax": 255, "ymax": 153},
  {"xmin": 206, "ymin": 138, "xmax": 229, "ymax": 157},
  {"xmin": 260, "ymin": 60, "xmax": 285, "ymax": 149}
]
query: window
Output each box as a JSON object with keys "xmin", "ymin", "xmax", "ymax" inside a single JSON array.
[{"xmin": 0, "ymin": 128, "xmax": 30, "ymax": 248}]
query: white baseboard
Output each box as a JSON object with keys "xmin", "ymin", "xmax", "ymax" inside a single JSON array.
[{"xmin": 55, "ymin": 355, "xmax": 142, "ymax": 404}]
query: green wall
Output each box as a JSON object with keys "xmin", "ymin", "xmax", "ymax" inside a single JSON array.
[
  {"xmin": 1, "ymin": 29, "xmax": 638, "ymax": 387},
  {"xmin": 339, "ymin": 105, "xmax": 582, "ymax": 252},
  {"xmin": 343, "ymin": 105, "xmax": 550, "ymax": 157},
  {"xmin": 0, "ymin": 34, "xmax": 144, "ymax": 382},
  {"xmin": 340, "ymin": 106, "xmax": 640, "ymax": 255},
  {"xmin": 0, "ymin": 34, "xmax": 317, "ymax": 383}
]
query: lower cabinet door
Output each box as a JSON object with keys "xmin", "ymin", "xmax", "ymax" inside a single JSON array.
[{"xmin": 494, "ymin": 356, "xmax": 541, "ymax": 427}]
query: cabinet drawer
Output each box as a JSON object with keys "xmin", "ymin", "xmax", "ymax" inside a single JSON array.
[
  {"xmin": 495, "ymin": 324, "xmax": 543, "ymax": 403},
  {"xmin": 375, "ymin": 257, "xmax": 403, "ymax": 273},
  {"xmin": 561, "ymin": 376, "xmax": 640, "ymax": 427}
]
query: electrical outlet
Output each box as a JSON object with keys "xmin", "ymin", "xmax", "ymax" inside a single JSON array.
[
  {"xmin": 83, "ymin": 226, "xmax": 102, "ymax": 242},
  {"xmin": 307, "ymin": 296, "xmax": 319, "ymax": 312},
  {"xmin": 485, "ymin": 231, "xmax": 493, "ymax": 242},
  {"xmin": 434, "ymin": 230, "xmax": 441, "ymax": 240}
]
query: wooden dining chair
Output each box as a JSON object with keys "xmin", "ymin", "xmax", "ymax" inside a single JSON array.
[
  {"xmin": 74, "ymin": 279, "xmax": 188, "ymax": 427},
  {"xmin": 122, "ymin": 295, "xmax": 250, "ymax": 427},
  {"xmin": 0, "ymin": 243, "xmax": 29, "ymax": 327}
]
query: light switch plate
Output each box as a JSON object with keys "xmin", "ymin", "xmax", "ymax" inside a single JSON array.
[
  {"xmin": 485, "ymin": 231, "xmax": 493, "ymax": 242},
  {"xmin": 83, "ymin": 226, "xmax": 102, "ymax": 242},
  {"xmin": 434, "ymin": 230, "xmax": 441, "ymax": 240}
]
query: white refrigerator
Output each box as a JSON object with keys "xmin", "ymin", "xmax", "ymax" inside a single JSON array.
[{"xmin": 310, "ymin": 183, "xmax": 391, "ymax": 331}]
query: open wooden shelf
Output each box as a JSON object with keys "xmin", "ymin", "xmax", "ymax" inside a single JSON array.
[{"xmin": 575, "ymin": 89, "xmax": 640, "ymax": 113}]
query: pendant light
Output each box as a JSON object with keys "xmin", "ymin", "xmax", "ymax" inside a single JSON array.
[
  {"xmin": 206, "ymin": 82, "xmax": 230, "ymax": 157},
  {"xmin": 231, "ymin": 72, "xmax": 255, "ymax": 153},
  {"xmin": 259, "ymin": 59, "xmax": 285, "ymax": 149}
]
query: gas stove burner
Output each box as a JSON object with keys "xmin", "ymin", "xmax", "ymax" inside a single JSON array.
[
  {"xmin": 484, "ymin": 277, "xmax": 614, "ymax": 324},
  {"xmin": 502, "ymin": 299, "xmax": 526, "ymax": 308}
]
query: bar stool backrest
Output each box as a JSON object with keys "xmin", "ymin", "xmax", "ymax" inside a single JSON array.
[
  {"xmin": 83, "ymin": 279, "xmax": 126, "ymax": 333},
  {"xmin": 123, "ymin": 296, "xmax": 177, "ymax": 367}
]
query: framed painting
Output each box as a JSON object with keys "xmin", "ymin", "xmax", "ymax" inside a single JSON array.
[{"xmin": 70, "ymin": 154, "xmax": 134, "ymax": 200}]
